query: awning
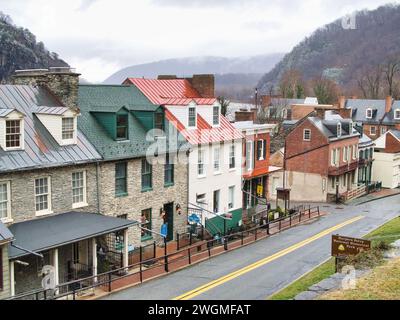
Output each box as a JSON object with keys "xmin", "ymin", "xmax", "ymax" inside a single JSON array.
[
  {"xmin": 0, "ymin": 221, "xmax": 14, "ymax": 245},
  {"xmin": 8, "ymin": 212, "xmax": 137, "ymax": 259}
]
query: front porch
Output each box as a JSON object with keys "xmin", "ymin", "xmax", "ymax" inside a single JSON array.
[{"xmin": 8, "ymin": 212, "xmax": 136, "ymax": 297}]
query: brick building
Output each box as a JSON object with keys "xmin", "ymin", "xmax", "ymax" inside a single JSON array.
[{"xmin": 284, "ymin": 112, "xmax": 360, "ymax": 202}]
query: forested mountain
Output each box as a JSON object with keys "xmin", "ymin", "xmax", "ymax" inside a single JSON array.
[
  {"xmin": 258, "ymin": 4, "xmax": 400, "ymax": 96},
  {"xmin": 0, "ymin": 12, "xmax": 68, "ymax": 82}
]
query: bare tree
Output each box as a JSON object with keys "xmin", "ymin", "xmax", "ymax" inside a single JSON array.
[
  {"xmin": 279, "ymin": 69, "xmax": 306, "ymax": 99},
  {"xmin": 382, "ymin": 57, "xmax": 400, "ymax": 96},
  {"xmin": 357, "ymin": 66, "xmax": 383, "ymax": 99},
  {"xmin": 217, "ymin": 96, "xmax": 230, "ymax": 117},
  {"xmin": 311, "ymin": 77, "xmax": 339, "ymax": 104}
]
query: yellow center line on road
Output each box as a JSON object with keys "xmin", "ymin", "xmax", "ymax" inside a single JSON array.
[{"xmin": 173, "ymin": 215, "xmax": 364, "ymax": 300}]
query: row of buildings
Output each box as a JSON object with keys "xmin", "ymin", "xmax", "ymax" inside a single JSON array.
[
  {"xmin": 259, "ymin": 94, "xmax": 400, "ymax": 203},
  {"xmin": 0, "ymin": 69, "xmax": 276, "ymax": 299}
]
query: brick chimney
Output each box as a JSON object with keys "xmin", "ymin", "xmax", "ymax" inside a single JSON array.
[
  {"xmin": 235, "ymin": 110, "xmax": 256, "ymax": 122},
  {"xmin": 338, "ymin": 96, "xmax": 346, "ymax": 109},
  {"xmin": 12, "ymin": 67, "xmax": 80, "ymax": 109},
  {"xmin": 261, "ymin": 95, "xmax": 272, "ymax": 107},
  {"xmin": 187, "ymin": 74, "xmax": 215, "ymax": 98},
  {"xmin": 157, "ymin": 75, "xmax": 178, "ymax": 80},
  {"xmin": 385, "ymin": 96, "xmax": 393, "ymax": 113}
]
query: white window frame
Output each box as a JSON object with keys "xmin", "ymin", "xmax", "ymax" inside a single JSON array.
[
  {"xmin": 257, "ymin": 140, "xmax": 265, "ymax": 160},
  {"xmin": 213, "ymin": 147, "xmax": 221, "ymax": 174},
  {"xmin": 188, "ymin": 107, "xmax": 197, "ymax": 128},
  {"xmin": 213, "ymin": 106, "xmax": 220, "ymax": 126},
  {"xmin": 246, "ymin": 140, "xmax": 254, "ymax": 171},
  {"xmin": 370, "ymin": 126, "xmax": 377, "ymax": 136},
  {"xmin": 366, "ymin": 108, "xmax": 373, "ymax": 119},
  {"xmin": 228, "ymin": 186, "xmax": 235, "ymax": 210},
  {"xmin": 229, "ymin": 144, "xmax": 236, "ymax": 170},
  {"xmin": 5, "ymin": 119, "xmax": 23, "ymax": 151},
  {"xmin": 62, "ymin": 117, "xmax": 75, "ymax": 140},
  {"xmin": 72, "ymin": 171, "xmax": 88, "ymax": 209},
  {"xmin": 196, "ymin": 193, "xmax": 206, "ymax": 208},
  {"xmin": 0, "ymin": 181, "xmax": 11, "ymax": 223},
  {"xmin": 352, "ymin": 145, "xmax": 357, "ymax": 160},
  {"xmin": 34, "ymin": 177, "xmax": 52, "ymax": 216},
  {"xmin": 343, "ymin": 146, "xmax": 347, "ymax": 162},
  {"xmin": 303, "ymin": 129, "xmax": 311, "ymax": 141},
  {"xmin": 197, "ymin": 148, "xmax": 205, "ymax": 177},
  {"xmin": 337, "ymin": 123, "xmax": 342, "ymax": 138},
  {"xmin": 381, "ymin": 126, "xmax": 386, "ymax": 135},
  {"xmin": 395, "ymin": 109, "xmax": 400, "ymax": 120}
]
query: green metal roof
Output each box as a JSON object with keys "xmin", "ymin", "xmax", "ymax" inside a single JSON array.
[{"xmin": 78, "ymin": 85, "xmax": 187, "ymax": 160}]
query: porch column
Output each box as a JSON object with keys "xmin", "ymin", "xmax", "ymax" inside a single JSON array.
[
  {"xmin": 123, "ymin": 229, "xmax": 129, "ymax": 269},
  {"xmin": 53, "ymin": 249, "xmax": 59, "ymax": 294},
  {"xmin": 92, "ymin": 238, "xmax": 98, "ymax": 282},
  {"xmin": 9, "ymin": 261, "xmax": 15, "ymax": 297}
]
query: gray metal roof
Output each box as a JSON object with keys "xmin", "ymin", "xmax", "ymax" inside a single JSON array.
[
  {"xmin": 8, "ymin": 212, "xmax": 137, "ymax": 259},
  {"xmin": 308, "ymin": 117, "xmax": 359, "ymax": 141},
  {"xmin": 345, "ymin": 99, "xmax": 386, "ymax": 124},
  {"xmin": 0, "ymin": 221, "xmax": 13, "ymax": 244},
  {"xmin": 0, "ymin": 85, "xmax": 102, "ymax": 173}
]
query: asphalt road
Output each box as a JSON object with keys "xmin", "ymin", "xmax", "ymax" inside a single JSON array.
[{"xmin": 103, "ymin": 195, "xmax": 400, "ymax": 300}]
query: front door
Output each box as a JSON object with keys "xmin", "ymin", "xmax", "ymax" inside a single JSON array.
[{"xmin": 164, "ymin": 202, "xmax": 174, "ymax": 242}]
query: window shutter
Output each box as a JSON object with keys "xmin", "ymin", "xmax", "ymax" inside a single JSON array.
[{"xmin": 263, "ymin": 140, "xmax": 267, "ymax": 160}]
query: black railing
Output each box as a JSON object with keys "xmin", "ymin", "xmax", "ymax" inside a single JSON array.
[{"xmin": 7, "ymin": 206, "xmax": 320, "ymax": 301}]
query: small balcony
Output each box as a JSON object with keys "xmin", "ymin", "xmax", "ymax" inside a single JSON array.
[{"xmin": 328, "ymin": 161, "xmax": 358, "ymax": 176}]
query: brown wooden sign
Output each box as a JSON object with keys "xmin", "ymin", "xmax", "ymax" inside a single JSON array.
[{"xmin": 332, "ymin": 235, "xmax": 371, "ymax": 257}]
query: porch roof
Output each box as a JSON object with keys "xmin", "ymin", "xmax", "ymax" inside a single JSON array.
[
  {"xmin": 0, "ymin": 221, "xmax": 14, "ymax": 245},
  {"xmin": 8, "ymin": 212, "xmax": 137, "ymax": 259}
]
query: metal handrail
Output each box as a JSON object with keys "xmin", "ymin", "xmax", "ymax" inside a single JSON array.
[{"xmin": 7, "ymin": 206, "xmax": 320, "ymax": 300}]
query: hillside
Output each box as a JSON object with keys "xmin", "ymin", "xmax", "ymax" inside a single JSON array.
[
  {"xmin": 258, "ymin": 4, "xmax": 400, "ymax": 93},
  {"xmin": 103, "ymin": 54, "xmax": 284, "ymax": 100},
  {"xmin": 0, "ymin": 12, "xmax": 68, "ymax": 82}
]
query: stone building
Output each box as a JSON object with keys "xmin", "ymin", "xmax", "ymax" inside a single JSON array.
[
  {"xmin": 78, "ymin": 84, "xmax": 189, "ymax": 246},
  {"xmin": 0, "ymin": 72, "xmax": 135, "ymax": 298}
]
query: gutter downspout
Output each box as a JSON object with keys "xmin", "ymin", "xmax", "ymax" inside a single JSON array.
[{"xmin": 96, "ymin": 161, "xmax": 101, "ymax": 214}]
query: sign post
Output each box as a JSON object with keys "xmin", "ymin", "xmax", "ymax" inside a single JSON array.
[{"xmin": 331, "ymin": 234, "xmax": 371, "ymax": 272}]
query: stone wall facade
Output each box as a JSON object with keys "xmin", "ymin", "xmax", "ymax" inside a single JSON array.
[
  {"xmin": 0, "ymin": 244, "xmax": 10, "ymax": 299},
  {"xmin": 98, "ymin": 157, "xmax": 188, "ymax": 248},
  {"xmin": 0, "ymin": 163, "xmax": 99, "ymax": 225}
]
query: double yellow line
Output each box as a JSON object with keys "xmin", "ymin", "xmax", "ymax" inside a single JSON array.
[{"xmin": 173, "ymin": 215, "xmax": 364, "ymax": 300}]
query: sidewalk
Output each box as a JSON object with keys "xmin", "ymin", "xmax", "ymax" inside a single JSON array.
[{"xmin": 347, "ymin": 188, "xmax": 400, "ymax": 206}]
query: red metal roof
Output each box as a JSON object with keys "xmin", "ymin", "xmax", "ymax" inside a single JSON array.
[
  {"xmin": 125, "ymin": 78, "xmax": 216, "ymax": 105},
  {"xmin": 165, "ymin": 109, "xmax": 243, "ymax": 144}
]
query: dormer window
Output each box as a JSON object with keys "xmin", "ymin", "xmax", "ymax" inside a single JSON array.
[
  {"xmin": 188, "ymin": 107, "xmax": 196, "ymax": 127},
  {"xmin": 213, "ymin": 106, "xmax": 220, "ymax": 126},
  {"xmin": 337, "ymin": 123, "xmax": 342, "ymax": 137},
  {"xmin": 366, "ymin": 108, "xmax": 373, "ymax": 119},
  {"xmin": 395, "ymin": 109, "xmax": 400, "ymax": 120},
  {"xmin": 116, "ymin": 114, "xmax": 128, "ymax": 140},
  {"xmin": 6, "ymin": 120, "xmax": 22, "ymax": 149},
  {"xmin": 62, "ymin": 117, "xmax": 75, "ymax": 140}
]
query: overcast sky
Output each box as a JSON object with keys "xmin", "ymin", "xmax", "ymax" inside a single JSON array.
[{"xmin": 0, "ymin": 0, "xmax": 397, "ymax": 82}]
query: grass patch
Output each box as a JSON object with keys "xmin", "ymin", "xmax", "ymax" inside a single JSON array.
[
  {"xmin": 319, "ymin": 258, "xmax": 400, "ymax": 300},
  {"xmin": 269, "ymin": 217, "xmax": 400, "ymax": 300}
]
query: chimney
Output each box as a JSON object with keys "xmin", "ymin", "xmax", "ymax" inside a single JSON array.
[
  {"xmin": 188, "ymin": 74, "xmax": 215, "ymax": 98},
  {"xmin": 385, "ymin": 96, "xmax": 393, "ymax": 113},
  {"xmin": 235, "ymin": 110, "xmax": 256, "ymax": 122},
  {"xmin": 12, "ymin": 67, "xmax": 80, "ymax": 109},
  {"xmin": 158, "ymin": 75, "xmax": 178, "ymax": 80},
  {"xmin": 338, "ymin": 96, "xmax": 346, "ymax": 109},
  {"xmin": 261, "ymin": 95, "xmax": 272, "ymax": 107}
]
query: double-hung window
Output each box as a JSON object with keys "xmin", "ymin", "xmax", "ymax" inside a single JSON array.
[
  {"xmin": 229, "ymin": 144, "xmax": 236, "ymax": 169},
  {"xmin": 5, "ymin": 120, "xmax": 21, "ymax": 149},
  {"xmin": 0, "ymin": 182, "xmax": 10, "ymax": 222},
  {"xmin": 72, "ymin": 171, "xmax": 87, "ymax": 207},
  {"xmin": 303, "ymin": 129, "xmax": 311, "ymax": 141},
  {"xmin": 228, "ymin": 186, "xmax": 235, "ymax": 210},
  {"xmin": 257, "ymin": 140, "xmax": 265, "ymax": 160},
  {"xmin": 213, "ymin": 190, "xmax": 220, "ymax": 214},
  {"xmin": 213, "ymin": 106, "xmax": 220, "ymax": 125},
  {"xmin": 116, "ymin": 114, "xmax": 128, "ymax": 140},
  {"xmin": 246, "ymin": 140, "xmax": 254, "ymax": 171},
  {"xmin": 115, "ymin": 162, "xmax": 127, "ymax": 196},
  {"xmin": 164, "ymin": 154, "xmax": 174, "ymax": 186},
  {"xmin": 213, "ymin": 147, "xmax": 220, "ymax": 173},
  {"xmin": 35, "ymin": 177, "xmax": 51, "ymax": 214},
  {"xmin": 62, "ymin": 117, "xmax": 74, "ymax": 140},
  {"xmin": 198, "ymin": 148, "xmax": 205, "ymax": 176},
  {"xmin": 141, "ymin": 159, "xmax": 153, "ymax": 191},
  {"xmin": 188, "ymin": 107, "xmax": 196, "ymax": 127}
]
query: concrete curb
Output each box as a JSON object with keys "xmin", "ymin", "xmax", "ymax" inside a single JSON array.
[{"xmin": 352, "ymin": 191, "xmax": 400, "ymax": 206}]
